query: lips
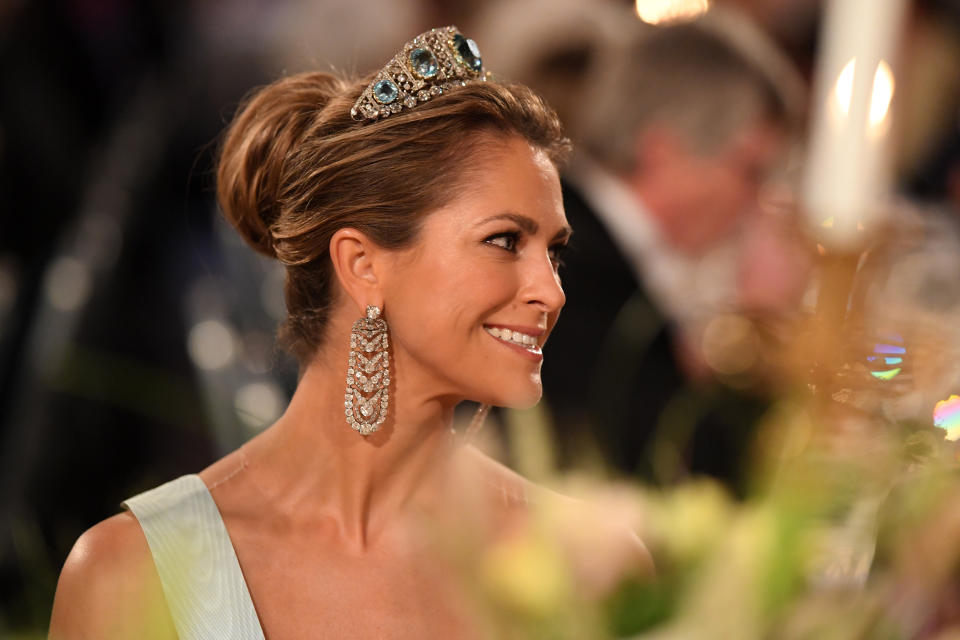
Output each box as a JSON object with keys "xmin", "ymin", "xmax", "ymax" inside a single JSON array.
[{"xmin": 483, "ymin": 325, "xmax": 543, "ymax": 354}]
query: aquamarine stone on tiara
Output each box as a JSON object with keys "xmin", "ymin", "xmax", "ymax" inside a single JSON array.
[
  {"xmin": 452, "ymin": 34, "xmax": 482, "ymax": 72},
  {"xmin": 373, "ymin": 79, "xmax": 399, "ymax": 104},
  {"xmin": 351, "ymin": 26, "xmax": 488, "ymax": 122},
  {"xmin": 409, "ymin": 48, "xmax": 438, "ymax": 79}
]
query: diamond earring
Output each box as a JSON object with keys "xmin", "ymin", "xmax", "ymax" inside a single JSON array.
[{"xmin": 345, "ymin": 305, "xmax": 390, "ymax": 435}]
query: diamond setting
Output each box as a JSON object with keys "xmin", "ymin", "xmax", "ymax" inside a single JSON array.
[
  {"xmin": 351, "ymin": 26, "xmax": 488, "ymax": 122},
  {"xmin": 345, "ymin": 305, "xmax": 390, "ymax": 435}
]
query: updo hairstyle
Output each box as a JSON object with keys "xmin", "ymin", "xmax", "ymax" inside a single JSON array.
[{"xmin": 216, "ymin": 71, "xmax": 569, "ymax": 364}]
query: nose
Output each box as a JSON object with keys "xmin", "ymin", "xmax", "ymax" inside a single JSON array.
[{"xmin": 521, "ymin": 250, "xmax": 565, "ymax": 313}]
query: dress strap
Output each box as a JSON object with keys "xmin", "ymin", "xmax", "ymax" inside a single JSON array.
[{"xmin": 123, "ymin": 475, "xmax": 265, "ymax": 640}]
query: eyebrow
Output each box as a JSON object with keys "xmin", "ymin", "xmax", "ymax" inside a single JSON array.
[
  {"xmin": 476, "ymin": 212, "xmax": 573, "ymax": 242},
  {"xmin": 552, "ymin": 226, "xmax": 573, "ymax": 243}
]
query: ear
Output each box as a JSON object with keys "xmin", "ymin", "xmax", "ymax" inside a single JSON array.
[{"xmin": 329, "ymin": 228, "xmax": 384, "ymax": 315}]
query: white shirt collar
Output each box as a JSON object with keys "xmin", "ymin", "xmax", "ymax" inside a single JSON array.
[{"xmin": 566, "ymin": 155, "xmax": 738, "ymax": 325}]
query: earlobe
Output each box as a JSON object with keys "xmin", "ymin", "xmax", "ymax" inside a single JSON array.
[{"xmin": 329, "ymin": 228, "xmax": 384, "ymax": 314}]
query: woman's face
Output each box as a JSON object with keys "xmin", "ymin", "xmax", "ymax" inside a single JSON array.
[{"xmin": 380, "ymin": 135, "xmax": 569, "ymax": 408}]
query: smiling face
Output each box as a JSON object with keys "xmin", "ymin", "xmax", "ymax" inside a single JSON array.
[{"xmin": 378, "ymin": 135, "xmax": 570, "ymax": 408}]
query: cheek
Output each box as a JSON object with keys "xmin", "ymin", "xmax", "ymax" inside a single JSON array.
[
  {"xmin": 683, "ymin": 160, "xmax": 729, "ymax": 209},
  {"xmin": 385, "ymin": 253, "xmax": 518, "ymax": 352},
  {"xmin": 704, "ymin": 171, "xmax": 751, "ymax": 229}
]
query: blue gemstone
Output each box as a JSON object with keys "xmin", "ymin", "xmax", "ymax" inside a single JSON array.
[
  {"xmin": 453, "ymin": 34, "xmax": 482, "ymax": 72},
  {"xmin": 373, "ymin": 79, "xmax": 398, "ymax": 104},
  {"xmin": 409, "ymin": 48, "xmax": 438, "ymax": 79}
]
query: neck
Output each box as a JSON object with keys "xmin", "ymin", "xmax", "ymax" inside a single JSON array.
[{"xmin": 242, "ymin": 342, "xmax": 460, "ymax": 552}]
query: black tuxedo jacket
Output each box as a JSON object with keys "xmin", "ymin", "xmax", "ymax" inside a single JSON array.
[{"xmin": 542, "ymin": 182, "xmax": 765, "ymax": 491}]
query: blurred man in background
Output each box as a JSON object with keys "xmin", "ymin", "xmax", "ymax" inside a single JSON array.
[{"xmin": 480, "ymin": 3, "xmax": 808, "ymax": 487}]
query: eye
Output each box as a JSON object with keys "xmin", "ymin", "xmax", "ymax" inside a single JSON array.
[
  {"xmin": 548, "ymin": 242, "xmax": 567, "ymax": 270},
  {"xmin": 484, "ymin": 231, "xmax": 519, "ymax": 253}
]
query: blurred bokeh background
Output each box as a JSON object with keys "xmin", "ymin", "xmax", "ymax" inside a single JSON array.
[{"xmin": 4, "ymin": 0, "xmax": 960, "ymax": 636}]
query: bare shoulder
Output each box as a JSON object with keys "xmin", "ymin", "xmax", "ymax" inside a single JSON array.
[
  {"xmin": 544, "ymin": 487, "xmax": 653, "ymax": 571},
  {"xmin": 49, "ymin": 512, "xmax": 177, "ymax": 640},
  {"xmin": 461, "ymin": 446, "xmax": 654, "ymax": 585},
  {"xmin": 461, "ymin": 444, "xmax": 534, "ymax": 505},
  {"xmin": 535, "ymin": 485, "xmax": 655, "ymax": 587}
]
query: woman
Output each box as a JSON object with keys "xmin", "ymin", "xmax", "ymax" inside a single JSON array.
[{"xmin": 49, "ymin": 26, "xmax": 650, "ymax": 639}]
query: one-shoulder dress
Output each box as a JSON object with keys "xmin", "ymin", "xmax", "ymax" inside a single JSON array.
[{"xmin": 124, "ymin": 475, "xmax": 266, "ymax": 640}]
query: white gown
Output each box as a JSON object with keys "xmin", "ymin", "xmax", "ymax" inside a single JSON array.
[{"xmin": 124, "ymin": 475, "xmax": 266, "ymax": 640}]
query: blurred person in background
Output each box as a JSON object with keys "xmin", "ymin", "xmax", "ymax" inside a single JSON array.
[
  {"xmin": 48, "ymin": 26, "xmax": 650, "ymax": 639},
  {"xmin": 481, "ymin": 3, "xmax": 809, "ymax": 490}
]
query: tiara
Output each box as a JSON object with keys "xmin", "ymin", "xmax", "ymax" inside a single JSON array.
[{"xmin": 351, "ymin": 26, "xmax": 488, "ymax": 122}]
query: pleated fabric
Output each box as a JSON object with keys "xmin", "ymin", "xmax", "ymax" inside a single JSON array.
[{"xmin": 124, "ymin": 475, "xmax": 265, "ymax": 640}]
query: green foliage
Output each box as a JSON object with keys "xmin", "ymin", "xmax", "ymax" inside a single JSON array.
[{"xmin": 604, "ymin": 575, "xmax": 677, "ymax": 636}]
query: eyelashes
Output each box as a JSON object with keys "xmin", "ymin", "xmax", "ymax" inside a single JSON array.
[
  {"xmin": 484, "ymin": 231, "xmax": 518, "ymax": 252},
  {"xmin": 483, "ymin": 230, "xmax": 567, "ymax": 269},
  {"xmin": 549, "ymin": 245, "xmax": 567, "ymax": 269}
]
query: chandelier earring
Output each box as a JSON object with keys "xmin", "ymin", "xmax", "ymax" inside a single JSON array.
[{"xmin": 345, "ymin": 305, "xmax": 390, "ymax": 435}]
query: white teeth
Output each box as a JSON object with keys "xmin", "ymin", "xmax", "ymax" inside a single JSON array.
[{"xmin": 484, "ymin": 326, "xmax": 540, "ymax": 350}]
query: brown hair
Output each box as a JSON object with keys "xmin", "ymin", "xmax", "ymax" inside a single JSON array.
[{"xmin": 217, "ymin": 71, "xmax": 569, "ymax": 363}]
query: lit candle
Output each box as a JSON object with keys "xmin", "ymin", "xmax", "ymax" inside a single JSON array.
[
  {"xmin": 634, "ymin": 0, "xmax": 711, "ymax": 24},
  {"xmin": 801, "ymin": 0, "xmax": 908, "ymax": 250}
]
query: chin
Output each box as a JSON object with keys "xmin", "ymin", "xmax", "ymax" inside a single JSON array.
[
  {"xmin": 509, "ymin": 394, "xmax": 543, "ymax": 410},
  {"xmin": 487, "ymin": 376, "xmax": 543, "ymax": 409}
]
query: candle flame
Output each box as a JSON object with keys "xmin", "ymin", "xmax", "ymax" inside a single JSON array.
[
  {"xmin": 835, "ymin": 58, "xmax": 856, "ymax": 117},
  {"xmin": 635, "ymin": 0, "xmax": 711, "ymax": 24},
  {"xmin": 830, "ymin": 58, "xmax": 894, "ymax": 136},
  {"xmin": 869, "ymin": 60, "xmax": 894, "ymax": 133}
]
